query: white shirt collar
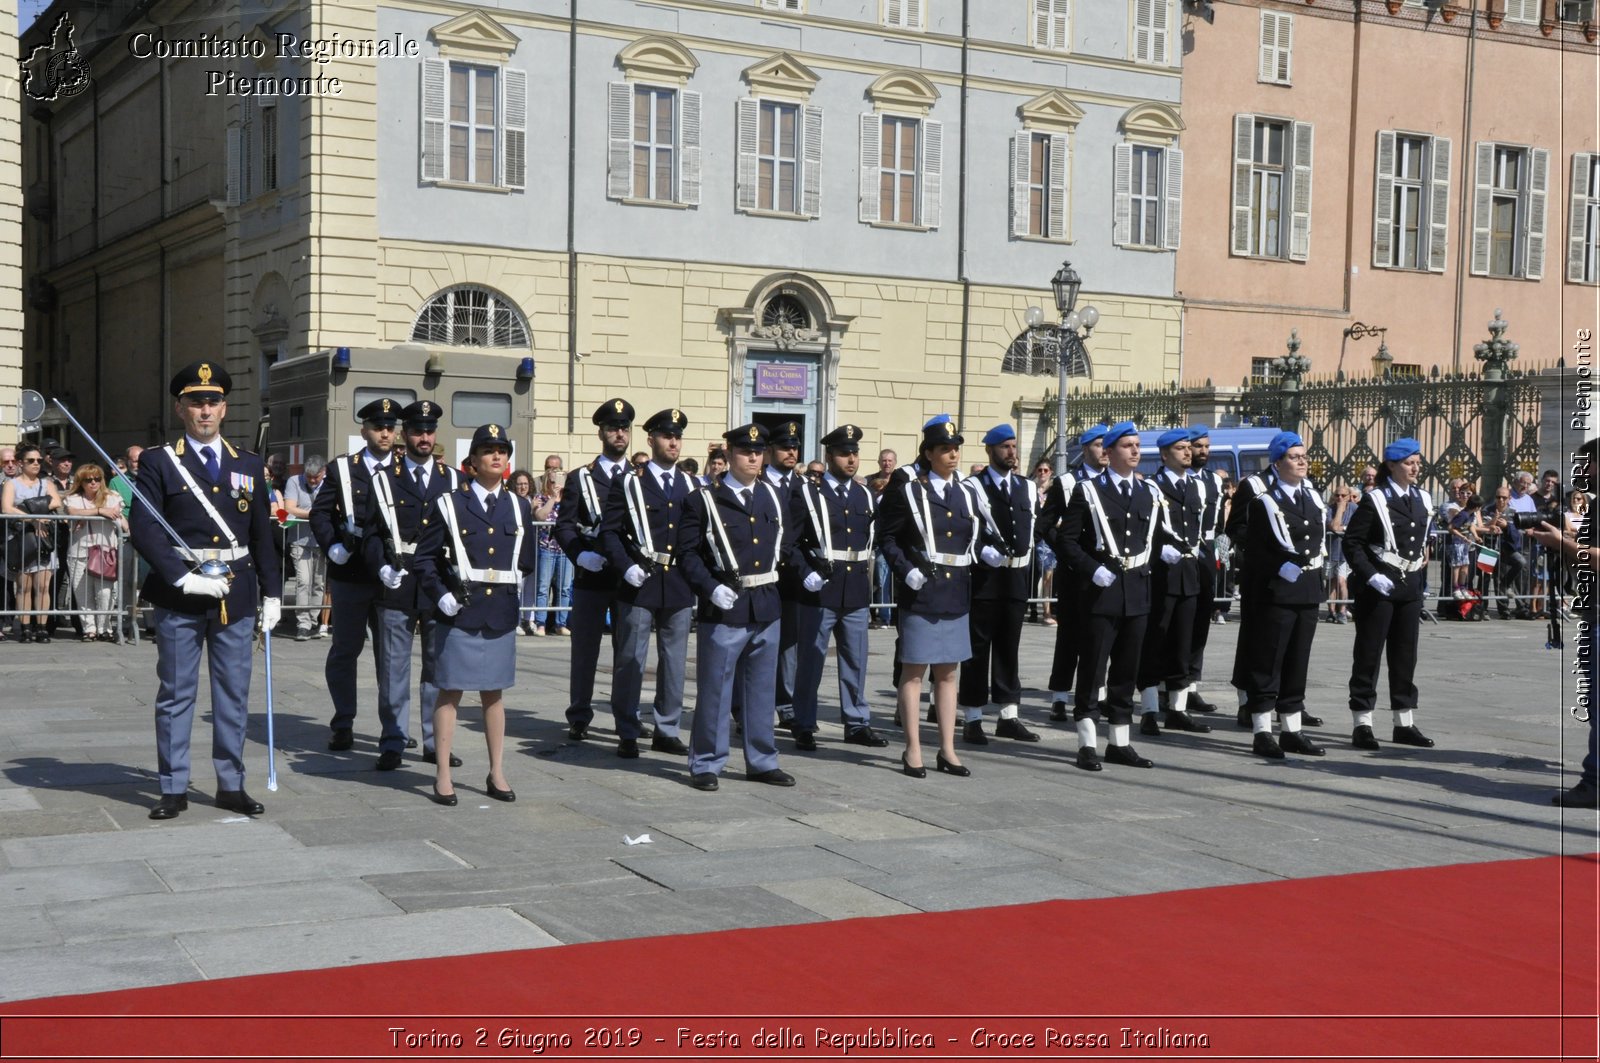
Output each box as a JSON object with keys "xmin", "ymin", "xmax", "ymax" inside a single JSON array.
[
  {"xmin": 470, "ymin": 480, "xmax": 502, "ymax": 505},
  {"xmin": 823, "ymin": 472, "xmax": 850, "ymax": 491},
  {"xmin": 1106, "ymin": 469, "xmax": 1134, "ymax": 490},
  {"xmin": 986, "ymin": 466, "xmax": 1012, "ymax": 489},
  {"xmin": 724, "ymin": 473, "xmax": 757, "ymax": 497},
  {"xmin": 928, "ymin": 469, "xmax": 953, "ymax": 492},
  {"xmin": 405, "ymin": 456, "xmax": 430, "ymax": 477},
  {"xmin": 186, "ymin": 435, "xmax": 219, "ymax": 457},
  {"xmin": 598, "ymin": 456, "xmax": 624, "ymax": 478}
]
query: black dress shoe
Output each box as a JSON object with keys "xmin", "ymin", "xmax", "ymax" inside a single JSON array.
[
  {"xmin": 1351, "ymin": 725, "xmax": 1381, "ymax": 750},
  {"xmin": 650, "ymin": 734, "xmax": 689, "ymax": 755},
  {"xmin": 995, "ymin": 718, "xmax": 1039, "ymax": 742},
  {"xmin": 777, "ymin": 716, "xmax": 797, "ymax": 732},
  {"xmin": 1139, "ymin": 713, "xmax": 1163, "ymax": 737},
  {"xmin": 1104, "ymin": 744, "xmax": 1154, "ymax": 768},
  {"xmin": 1163, "ymin": 710, "xmax": 1212, "ymax": 734},
  {"xmin": 1075, "ymin": 746, "xmax": 1103, "ymax": 772},
  {"xmin": 1188, "ymin": 693, "xmax": 1219, "ymax": 713},
  {"xmin": 845, "ymin": 727, "xmax": 889, "ymax": 747},
  {"xmin": 745, "ymin": 768, "xmax": 796, "ymax": 786},
  {"xmin": 1049, "ymin": 701, "xmax": 1069, "ymax": 722},
  {"xmin": 149, "ymin": 794, "xmax": 188, "ymax": 820},
  {"xmin": 1554, "ymin": 782, "xmax": 1600, "ymax": 809},
  {"xmin": 215, "ymin": 789, "xmax": 265, "ymax": 815},
  {"xmin": 690, "ymin": 772, "xmax": 719, "ymax": 791},
  {"xmin": 935, "ymin": 752, "xmax": 971, "ymax": 777},
  {"xmin": 900, "ymin": 753, "xmax": 927, "ymax": 778},
  {"xmin": 962, "ymin": 720, "xmax": 989, "ymax": 745},
  {"xmin": 1299, "ymin": 711, "xmax": 1324, "ymax": 728},
  {"xmin": 617, "ymin": 738, "xmax": 640, "ymax": 759},
  {"xmin": 567, "ymin": 723, "xmax": 588, "ymax": 741},
  {"xmin": 1253, "ymin": 732, "xmax": 1286, "ymax": 759},
  {"xmin": 375, "ymin": 749, "xmax": 403, "ymax": 771},
  {"xmin": 1392, "ymin": 725, "xmax": 1435, "ymax": 747},
  {"xmin": 404, "ymin": 737, "xmax": 418, "ymax": 749},
  {"xmin": 792, "ymin": 730, "xmax": 818, "ymax": 751},
  {"xmin": 485, "ymin": 774, "xmax": 516, "ymax": 802},
  {"xmin": 327, "ymin": 728, "xmax": 354, "ymax": 751},
  {"xmin": 430, "ymin": 784, "xmax": 458, "ymax": 806},
  {"xmin": 421, "ymin": 749, "xmax": 463, "ymax": 767},
  {"xmin": 1279, "ymin": 731, "xmax": 1326, "ymax": 756}
]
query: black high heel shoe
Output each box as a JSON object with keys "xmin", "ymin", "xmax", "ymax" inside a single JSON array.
[
  {"xmin": 430, "ymin": 784, "xmax": 458, "ymax": 806},
  {"xmin": 900, "ymin": 753, "xmax": 927, "ymax": 779},
  {"xmin": 935, "ymin": 752, "xmax": 971, "ymax": 777},
  {"xmin": 485, "ymin": 774, "xmax": 516, "ymax": 802}
]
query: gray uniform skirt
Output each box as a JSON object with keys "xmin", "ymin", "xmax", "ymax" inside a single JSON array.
[
  {"xmin": 899, "ymin": 613, "xmax": 972, "ymax": 665},
  {"xmin": 430, "ymin": 622, "xmax": 517, "ymax": 691}
]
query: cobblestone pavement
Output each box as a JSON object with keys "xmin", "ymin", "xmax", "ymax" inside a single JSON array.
[{"xmin": 0, "ymin": 615, "xmax": 1592, "ymax": 1002}]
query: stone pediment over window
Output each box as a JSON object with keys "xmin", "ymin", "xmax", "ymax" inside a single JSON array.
[
  {"xmin": 866, "ymin": 70, "xmax": 939, "ymax": 117},
  {"xmin": 1120, "ymin": 102, "xmax": 1184, "ymax": 146},
  {"xmin": 618, "ymin": 36, "xmax": 699, "ymax": 85},
  {"xmin": 1019, "ymin": 90, "xmax": 1086, "ymax": 134},
  {"xmin": 743, "ymin": 52, "xmax": 820, "ymax": 101},
  {"xmin": 429, "ymin": 10, "xmax": 519, "ymax": 62}
]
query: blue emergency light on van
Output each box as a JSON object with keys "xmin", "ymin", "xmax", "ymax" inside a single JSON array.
[{"xmin": 1133, "ymin": 426, "xmax": 1284, "ymax": 483}]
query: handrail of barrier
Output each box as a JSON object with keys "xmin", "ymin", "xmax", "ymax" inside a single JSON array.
[{"xmin": 1, "ymin": 510, "xmax": 132, "ymax": 643}]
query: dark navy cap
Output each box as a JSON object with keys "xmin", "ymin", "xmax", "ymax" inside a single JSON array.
[
  {"xmin": 820, "ymin": 424, "xmax": 863, "ymax": 454},
  {"xmin": 919, "ymin": 416, "xmax": 963, "ymax": 450},
  {"xmin": 469, "ymin": 423, "xmax": 513, "ymax": 455},
  {"xmin": 725, "ymin": 423, "xmax": 770, "ymax": 451},
  {"xmin": 593, "ymin": 398, "xmax": 636, "ymax": 428},
  {"xmin": 642, "ymin": 408, "xmax": 688, "ymax": 436},
  {"xmin": 401, "ymin": 400, "xmax": 443, "ymax": 430},
  {"xmin": 169, "ymin": 360, "xmax": 232, "ymax": 398},
  {"xmin": 768, "ymin": 420, "xmax": 802, "ymax": 448},
  {"xmin": 356, "ymin": 397, "xmax": 403, "ymax": 427}
]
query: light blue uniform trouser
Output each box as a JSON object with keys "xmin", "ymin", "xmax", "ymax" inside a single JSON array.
[
  {"xmin": 153, "ymin": 607, "xmax": 254, "ymax": 794},
  {"xmin": 375, "ymin": 605, "xmax": 440, "ymax": 753},
  {"xmin": 611, "ymin": 600, "xmax": 688, "ymax": 741},
  {"xmin": 790, "ymin": 604, "xmax": 871, "ymax": 733},
  {"xmin": 690, "ymin": 618, "xmax": 781, "ymax": 777},
  {"xmin": 326, "ymin": 579, "xmax": 386, "ymax": 733}
]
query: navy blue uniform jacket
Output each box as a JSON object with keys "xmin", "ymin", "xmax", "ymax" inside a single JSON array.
[
  {"xmin": 599, "ymin": 465, "xmax": 695, "ymax": 611},
  {"xmin": 679, "ymin": 479, "xmax": 784, "ymax": 625},
  {"xmin": 311, "ymin": 451, "xmax": 394, "ymax": 584},
  {"xmin": 1151, "ymin": 468, "xmax": 1205, "ymax": 597},
  {"xmin": 130, "ymin": 438, "xmax": 283, "ymax": 620},
  {"xmin": 555, "ymin": 459, "xmax": 625, "ymax": 592},
  {"xmin": 1343, "ymin": 484, "xmax": 1432, "ymax": 601},
  {"xmin": 876, "ymin": 476, "xmax": 980, "ymax": 619},
  {"xmin": 970, "ymin": 470, "xmax": 1037, "ymax": 602},
  {"xmin": 1243, "ymin": 482, "xmax": 1328, "ymax": 606},
  {"xmin": 413, "ymin": 486, "xmax": 539, "ymax": 635},
  {"xmin": 361, "ymin": 458, "xmax": 460, "ymax": 614},
  {"xmin": 785, "ymin": 477, "xmax": 875, "ymax": 612},
  {"xmin": 1059, "ymin": 471, "xmax": 1160, "ymax": 618}
]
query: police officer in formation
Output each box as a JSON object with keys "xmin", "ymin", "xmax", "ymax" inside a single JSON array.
[
  {"xmin": 1183, "ymin": 425, "xmax": 1226, "ymax": 715},
  {"xmin": 311, "ymin": 398, "xmax": 399, "ymax": 752},
  {"xmin": 1136, "ymin": 428, "xmax": 1213, "ymax": 737},
  {"xmin": 1238, "ymin": 432, "xmax": 1328, "ymax": 759},
  {"xmin": 556, "ymin": 399, "xmax": 635, "ymax": 742},
  {"xmin": 363, "ymin": 400, "xmax": 460, "ymax": 771},
  {"xmin": 1038, "ymin": 424, "xmax": 1109, "ymax": 721},
  {"xmin": 1343, "ymin": 437, "xmax": 1436, "ymax": 751},
  {"xmin": 957, "ymin": 424, "xmax": 1041, "ymax": 745},
  {"xmin": 135, "ymin": 361, "xmax": 282, "ymax": 820},
  {"xmin": 600, "ymin": 409, "xmax": 694, "ymax": 760},
  {"xmin": 785, "ymin": 425, "xmax": 889, "ymax": 751},
  {"xmin": 413, "ymin": 423, "xmax": 539, "ymax": 804},
  {"xmin": 763, "ymin": 421, "xmax": 805, "ymax": 730},
  {"xmin": 1057, "ymin": 422, "xmax": 1161, "ymax": 772}
]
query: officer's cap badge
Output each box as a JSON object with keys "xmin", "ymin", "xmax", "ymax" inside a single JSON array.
[
  {"xmin": 748, "ymin": 426, "xmax": 760, "ymax": 441},
  {"xmin": 488, "ymin": 424, "xmax": 500, "ymax": 438},
  {"xmin": 944, "ymin": 422, "xmax": 955, "ymax": 437},
  {"xmin": 198, "ymin": 363, "xmax": 213, "ymax": 386}
]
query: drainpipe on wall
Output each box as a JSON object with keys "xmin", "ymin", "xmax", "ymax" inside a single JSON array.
[
  {"xmin": 1450, "ymin": 0, "xmax": 1482, "ymax": 372},
  {"xmin": 955, "ymin": 0, "xmax": 972, "ymax": 427},
  {"xmin": 1341, "ymin": 0, "xmax": 1364, "ymax": 315},
  {"xmin": 566, "ymin": 0, "xmax": 579, "ymax": 434}
]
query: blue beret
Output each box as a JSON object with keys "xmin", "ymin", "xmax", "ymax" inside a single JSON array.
[
  {"xmin": 1102, "ymin": 421, "xmax": 1139, "ymax": 448},
  {"xmin": 1157, "ymin": 428, "xmax": 1191, "ymax": 449},
  {"xmin": 1078, "ymin": 425, "xmax": 1108, "ymax": 447},
  {"xmin": 1188, "ymin": 424, "xmax": 1210, "ymax": 440},
  {"xmin": 924, "ymin": 413, "xmax": 951, "ymax": 430},
  {"xmin": 982, "ymin": 424, "xmax": 1016, "ymax": 446},
  {"xmin": 1383, "ymin": 437, "xmax": 1421, "ymax": 463},
  {"xmin": 1267, "ymin": 431, "xmax": 1304, "ymax": 463}
]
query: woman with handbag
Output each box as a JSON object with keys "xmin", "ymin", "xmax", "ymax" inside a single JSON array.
[
  {"xmin": 64, "ymin": 464, "xmax": 126, "ymax": 642},
  {"xmin": 2, "ymin": 443, "xmax": 63, "ymax": 642}
]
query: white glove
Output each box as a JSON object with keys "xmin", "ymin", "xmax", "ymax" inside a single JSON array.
[
  {"xmin": 1368, "ymin": 573, "xmax": 1395, "ymax": 596},
  {"xmin": 436, "ymin": 592, "xmax": 462, "ymax": 617},
  {"xmin": 1160, "ymin": 545, "xmax": 1182, "ymax": 565},
  {"xmin": 904, "ymin": 569, "xmax": 928, "ymax": 591},
  {"xmin": 1278, "ymin": 562, "xmax": 1302, "ymax": 583},
  {"xmin": 327, "ymin": 543, "xmax": 351, "ymax": 566},
  {"xmin": 379, "ymin": 565, "xmax": 404, "ymax": 590},
  {"xmin": 979, "ymin": 545, "xmax": 1004, "ymax": 568},
  {"xmin": 802, "ymin": 571, "xmax": 825, "ymax": 592},
  {"xmin": 577, "ymin": 551, "xmax": 606, "ymax": 573},
  {"xmin": 176, "ymin": 572, "xmax": 229, "ymax": 599},
  {"xmin": 260, "ymin": 598, "xmax": 281, "ymax": 630},
  {"xmin": 710, "ymin": 584, "xmax": 739, "ymax": 610},
  {"xmin": 623, "ymin": 564, "xmax": 648, "ymax": 588},
  {"xmin": 1091, "ymin": 566, "xmax": 1116, "ymax": 588}
]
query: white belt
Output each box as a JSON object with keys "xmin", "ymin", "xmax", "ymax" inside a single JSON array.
[
  {"xmin": 1002, "ymin": 556, "xmax": 1032, "ymax": 569},
  {"xmin": 828, "ymin": 548, "xmax": 873, "ymax": 562},
  {"xmin": 929, "ymin": 552, "xmax": 972, "ymax": 567},
  {"xmin": 649, "ymin": 550, "xmax": 675, "ymax": 566},
  {"xmin": 182, "ymin": 546, "xmax": 250, "ymax": 563},
  {"xmin": 394, "ymin": 543, "xmax": 417, "ymax": 556},
  {"xmin": 461, "ymin": 567, "xmax": 519, "ymax": 585},
  {"xmin": 1379, "ymin": 551, "xmax": 1427, "ymax": 573},
  {"xmin": 737, "ymin": 571, "xmax": 780, "ymax": 589}
]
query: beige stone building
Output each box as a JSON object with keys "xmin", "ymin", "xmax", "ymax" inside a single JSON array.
[{"xmin": 1, "ymin": 0, "xmax": 22, "ymax": 439}]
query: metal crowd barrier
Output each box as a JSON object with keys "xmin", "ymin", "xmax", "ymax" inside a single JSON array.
[{"xmin": 2, "ymin": 510, "xmax": 133, "ymax": 644}]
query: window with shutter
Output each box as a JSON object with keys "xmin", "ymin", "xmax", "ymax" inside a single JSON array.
[
  {"xmin": 419, "ymin": 58, "xmax": 526, "ymax": 190},
  {"xmin": 259, "ymin": 102, "xmax": 278, "ymax": 193},
  {"xmin": 1258, "ymin": 11, "xmax": 1292, "ymax": 85},
  {"xmin": 801, "ymin": 106, "xmax": 823, "ymax": 218},
  {"xmin": 1569, "ymin": 154, "xmax": 1600, "ymax": 284},
  {"xmin": 1162, "ymin": 146, "xmax": 1182, "ymax": 249},
  {"xmin": 421, "ymin": 58, "xmax": 447, "ymax": 182},
  {"xmin": 1474, "ymin": 142, "xmax": 1547, "ymax": 278},
  {"xmin": 1288, "ymin": 120, "xmax": 1313, "ymax": 261},
  {"xmin": 1524, "ymin": 146, "xmax": 1548, "ymax": 280},
  {"xmin": 500, "ymin": 68, "xmax": 526, "ymax": 190},
  {"xmin": 1013, "ymin": 132, "xmax": 1069, "ymax": 240},
  {"xmin": 884, "ymin": 0, "xmax": 922, "ymax": 28},
  {"xmin": 921, "ymin": 118, "xmax": 943, "ymax": 229},
  {"xmin": 760, "ymin": 0, "xmax": 803, "ymax": 9},
  {"xmin": 858, "ymin": 113, "xmax": 882, "ymax": 223},
  {"xmin": 1133, "ymin": 0, "xmax": 1170, "ymax": 64},
  {"xmin": 1034, "ymin": 0, "xmax": 1071, "ymax": 50},
  {"xmin": 630, "ymin": 85, "xmax": 677, "ymax": 202},
  {"xmin": 1503, "ymin": 0, "xmax": 1539, "ymax": 21}
]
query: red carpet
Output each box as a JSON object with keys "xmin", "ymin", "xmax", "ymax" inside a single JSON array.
[{"xmin": 2, "ymin": 854, "xmax": 1595, "ymax": 1061}]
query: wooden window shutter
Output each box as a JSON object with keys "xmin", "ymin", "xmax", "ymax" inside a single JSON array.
[
  {"xmin": 1231, "ymin": 114, "xmax": 1254, "ymax": 256},
  {"xmin": 1013, "ymin": 131, "xmax": 1034, "ymax": 237},
  {"xmin": 921, "ymin": 118, "xmax": 943, "ymax": 228},
  {"xmin": 1047, "ymin": 133, "xmax": 1069, "ymax": 239},
  {"xmin": 1470, "ymin": 141, "xmax": 1493, "ymax": 276},
  {"xmin": 1112, "ymin": 141, "xmax": 1133, "ymax": 246},
  {"xmin": 607, "ymin": 82, "xmax": 633, "ymax": 201},
  {"xmin": 1288, "ymin": 120, "xmax": 1313, "ymax": 261},
  {"xmin": 1162, "ymin": 146, "xmax": 1183, "ymax": 249},
  {"xmin": 802, "ymin": 106, "xmax": 824, "ymax": 217},
  {"xmin": 1569, "ymin": 153, "xmax": 1594, "ymax": 283},
  {"xmin": 1524, "ymin": 146, "xmax": 1549, "ymax": 279},
  {"xmin": 858, "ymin": 113, "xmax": 881, "ymax": 223},
  {"xmin": 420, "ymin": 58, "xmax": 447, "ymax": 183},
  {"xmin": 1426, "ymin": 135, "xmax": 1452, "ymax": 273},
  {"xmin": 736, "ymin": 97, "xmax": 760, "ymax": 212},
  {"xmin": 679, "ymin": 90, "xmax": 702, "ymax": 206},
  {"xmin": 1373, "ymin": 130, "xmax": 1396, "ymax": 267},
  {"xmin": 500, "ymin": 68, "xmax": 527, "ymax": 190}
]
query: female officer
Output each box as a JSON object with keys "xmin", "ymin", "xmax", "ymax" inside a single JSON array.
[
  {"xmin": 414, "ymin": 424, "xmax": 539, "ymax": 804},
  {"xmin": 878, "ymin": 416, "xmax": 1000, "ymax": 778},
  {"xmin": 1343, "ymin": 438, "xmax": 1436, "ymax": 751}
]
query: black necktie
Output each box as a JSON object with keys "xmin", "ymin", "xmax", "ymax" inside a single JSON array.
[
  {"xmin": 201, "ymin": 446, "xmax": 219, "ymax": 484},
  {"xmin": 485, "ymin": 491, "xmax": 498, "ymax": 517},
  {"xmin": 740, "ymin": 488, "xmax": 752, "ymax": 509},
  {"xmin": 662, "ymin": 472, "xmax": 674, "ymax": 501},
  {"xmin": 414, "ymin": 465, "xmax": 425, "ymax": 489},
  {"xmin": 838, "ymin": 482, "xmax": 849, "ymax": 501},
  {"xmin": 1119, "ymin": 480, "xmax": 1131, "ymax": 504}
]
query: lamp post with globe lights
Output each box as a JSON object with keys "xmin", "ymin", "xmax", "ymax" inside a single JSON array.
[{"xmin": 1024, "ymin": 261, "xmax": 1099, "ymax": 473}]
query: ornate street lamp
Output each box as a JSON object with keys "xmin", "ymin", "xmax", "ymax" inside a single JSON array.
[{"xmin": 1041, "ymin": 261, "xmax": 1098, "ymax": 472}]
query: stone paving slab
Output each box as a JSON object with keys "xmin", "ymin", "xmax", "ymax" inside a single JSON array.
[
  {"xmin": 792, "ymin": 808, "xmax": 954, "ymax": 841},
  {"xmin": 0, "ymin": 937, "xmax": 201, "ymax": 1004},
  {"xmin": 364, "ymin": 862, "xmax": 662, "ymax": 913},
  {"xmin": 652, "ymin": 816, "xmax": 834, "ymax": 851},
  {"xmin": 148, "ymin": 839, "xmax": 468, "ymax": 892},
  {"xmin": 47, "ymin": 880, "xmax": 401, "ymax": 944},
  {"xmin": 616, "ymin": 845, "xmax": 873, "ymax": 891},
  {"xmin": 509, "ymin": 884, "xmax": 825, "ymax": 944},
  {"xmin": 3, "ymin": 820, "xmax": 300, "ymax": 867},
  {"xmin": 760, "ymin": 876, "xmax": 923, "ymax": 920},
  {"xmin": 819, "ymin": 833, "xmax": 1060, "ymax": 876},
  {"xmin": 0, "ymin": 861, "xmax": 166, "ymax": 909},
  {"xmin": 852, "ymin": 865, "xmax": 1117, "ymax": 911}
]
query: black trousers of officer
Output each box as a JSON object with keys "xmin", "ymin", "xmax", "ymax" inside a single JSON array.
[
  {"xmin": 959, "ymin": 596, "xmax": 1025, "ymax": 707},
  {"xmin": 1137, "ymin": 586, "xmax": 1198, "ymax": 693},
  {"xmin": 1047, "ymin": 582, "xmax": 1084, "ymax": 695},
  {"xmin": 1187, "ymin": 550, "xmax": 1216, "ymax": 686},
  {"xmin": 566, "ymin": 585, "xmax": 618, "ymax": 729},
  {"xmin": 1243, "ymin": 602, "xmax": 1318, "ymax": 716},
  {"xmin": 1229, "ymin": 574, "xmax": 1258, "ymax": 692},
  {"xmin": 1347, "ymin": 589, "xmax": 1422, "ymax": 714},
  {"xmin": 1074, "ymin": 613, "xmax": 1148, "ymax": 726}
]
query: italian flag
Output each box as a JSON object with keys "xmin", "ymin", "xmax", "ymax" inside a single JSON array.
[{"xmin": 1476, "ymin": 546, "xmax": 1499, "ymax": 573}]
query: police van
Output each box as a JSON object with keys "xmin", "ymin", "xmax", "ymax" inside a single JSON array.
[{"xmin": 1133, "ymin": 426, "xmax": 1284, "ymax": 483}]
